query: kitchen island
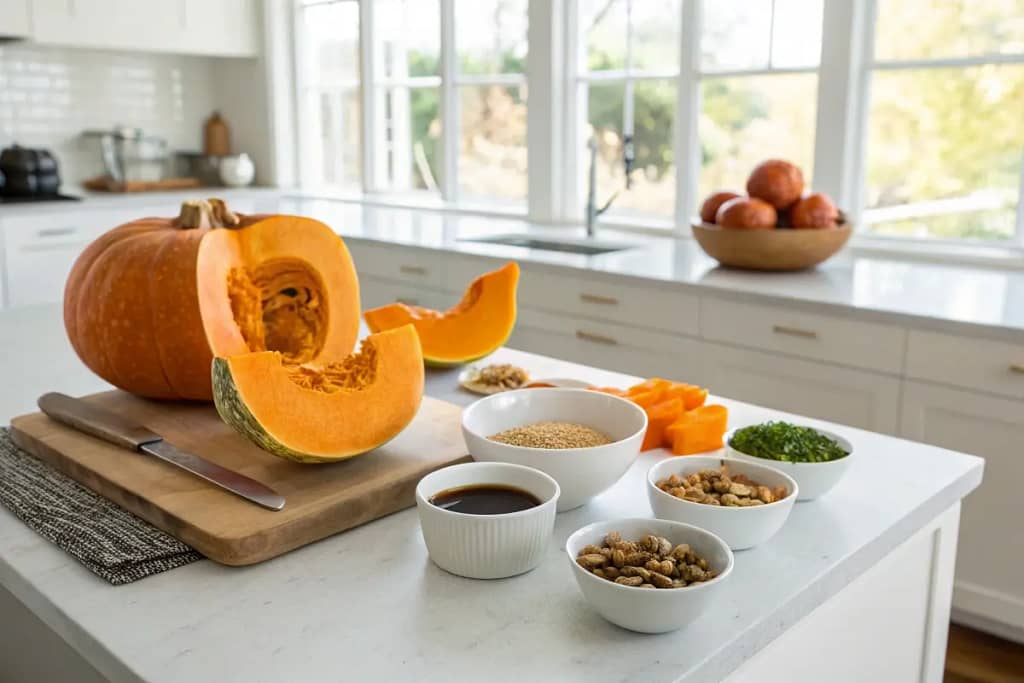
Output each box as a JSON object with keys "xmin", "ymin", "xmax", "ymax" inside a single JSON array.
[{"xmin": 0, "ymin": 302, "xmax": 983, "ymax": 682}]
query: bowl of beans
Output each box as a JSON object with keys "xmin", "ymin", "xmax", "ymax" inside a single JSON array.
[
  {"xmin": 646, "ymin": 456, "xmax": 798, "ymax": 550},
  {"xmin": 565, "ymin": 518, "xmax": 734, "ymax": 633},
  {"xmin": 461, "ymin": 388, "xmax": 647, "ymax": 511}
]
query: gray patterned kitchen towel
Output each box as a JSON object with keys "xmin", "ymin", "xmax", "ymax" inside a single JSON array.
[{"xmin": 0, "ymin": 428, "xmax": 203, "ymax": 585}]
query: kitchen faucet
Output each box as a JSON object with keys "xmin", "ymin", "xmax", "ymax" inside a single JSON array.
[{"xmin": 585, "ymin": 135, "xmax": 633, "ymax": 238}]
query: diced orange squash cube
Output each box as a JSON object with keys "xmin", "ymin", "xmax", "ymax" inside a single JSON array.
[
  {"xmin": 663, "ymin": 383, "xmax": 709, "ymax": 410},
  {"xmin": 628, "ymin": 389, "xmax": 665, "ymax": 410},
  {"xmin": 628, "ymin": 378, "xmax": 672, "ymax": 396},
  {"xmin": 665, "ymin": 404, "xmax": 729, "ymax": 455},
  {"xmin": 641, "ymin": 398, "xmax": 683, "ymax": 451}
]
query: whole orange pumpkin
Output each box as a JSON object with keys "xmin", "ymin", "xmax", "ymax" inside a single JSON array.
[{"xmin": 64, "ymin": 199, "xmax": 361, "ymax": 400}]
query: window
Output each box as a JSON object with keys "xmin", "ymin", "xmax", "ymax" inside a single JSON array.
[
  {"xmin": 861, "ymin": 0, "xmax": 1024, "ymax": 243},
  {"xmin": 295, "ymin": 0, "xmax": 362, "ymax": 190},
  {"xmin": 294, "ymin": 0, "xmax": 527, "ymax": 205},
  {"xmin": 570, "ymin": 0, "xmax": 822, "ymax": 223},
  {"xmin": 697, "ymin": 0, "xmax": 823, "ymax": 201},
  {"xmin": 291, "ymin": 0, "xmax": 1024, "ymax": 255},
  {"xmin": 575, "ymin": 0, "xmax": 680, "ymax": 217}
]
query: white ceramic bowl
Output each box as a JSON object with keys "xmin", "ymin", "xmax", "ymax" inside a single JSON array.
[
  {"xmin": 462, "ymin": 388, "xmax": 647, "ymax": 511},
  {"xmin": 565, "ymin": 518, "xmax": 734, "ymax": 634},
  {"xmin": 415, "ymin": 461, "xmax": 559, "ymax": 579},
  {"xmin": 724, "ymin": 426, "xmax": 854, "ymax": 501},
  {"xmin": 646, "ymin": 455, "xmax": 798, "ymax": 550}
]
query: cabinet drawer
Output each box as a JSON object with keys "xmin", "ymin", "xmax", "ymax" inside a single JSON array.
[
  {"xmin": 512, "ymin": 308, "xmax": 704, "ymax": 384},
  {"xmin": 906, "ymin": 330, "xmax": 1024, "ymax": 400},
  {"xmin": 700, "ymin": 296, "xmax": 906, "ymax": 374},
  {"xmin": 359, "ymin": 276, "xmax": 449, "ymax": 312},
  {"xmin": 516, "ymin": 267, "xmax": 699, "ymax": 336},
  {"xmin": 347, "ymin": 241, "xmax": 444, "ymax": 289},
  {"xmin": 703, "ymin": 342, "xmax": 901, "ymax": 434}
]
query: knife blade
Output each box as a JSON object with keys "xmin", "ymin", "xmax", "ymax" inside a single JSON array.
[{"xmin": 37, "ymin": 392, "xmax": 286, "ymax": 511}]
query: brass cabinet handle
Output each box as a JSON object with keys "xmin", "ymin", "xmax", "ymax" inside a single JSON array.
[
  {"xmin": 772, "ymin": 324, "xmax": 818, "ymax": 340},
  {"xmin": 576, "ymin": 330, "xmax": 618, "ymax": 345},
  {"xmin": 399, "ymin": 265, "xmax": 427, "ymax": 275},
  {"xmin": 579, "ymin": 293, "xmax": 619, "ymax": 306},
  {"xmin": 396, "ymin": 297, "xmax": 418, "ymax": 306},
  {"xmin": 1010, "ymin": 364, "xmax": 1024, "ymax": 374},
  {"xmin": 37, "ymin": 227, "xmax": 76, "ymax": 238}
]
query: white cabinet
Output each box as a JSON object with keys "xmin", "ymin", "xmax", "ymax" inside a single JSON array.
[
  {"xmin": 0, "ymin": 0, "xmax": 31, "ymax": 37},
  {"xmin": 702, "ymin": 342, "xmax": 902, "ymax": 434},
  {"xmin": 901, "ymin": 380, "xmax": 1024, "ymax": 634},
  {"xmin": 2, "ymin": 211, "xmax": 128, "ymax": 309},
  {"xmin": 358, "ymin": 275, "xmax": 449, "ymax": 313},
  {"xmin": 906, "ymin": 329, "xmax": 1024, "ymax": 401},
  {"xmin": 701, "ymin": 295, "xmax": 907, "ymax": 374},
  {"xmin": 30, "ymin": 0, "xmax": 258, "ymax": 57},
  {"xmin": 510, "ymin": 308, "xmax": 704, "ymax": 383}
]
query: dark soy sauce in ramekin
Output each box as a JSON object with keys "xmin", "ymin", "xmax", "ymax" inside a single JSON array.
[{"xmin": 429, "ymin": 484, "xmax": 540, "ymax": 515}]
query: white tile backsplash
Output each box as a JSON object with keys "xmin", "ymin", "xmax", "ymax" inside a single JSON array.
[{"xmin": 0, "ymin": 43, "xmax": 218, "ymax": 188}]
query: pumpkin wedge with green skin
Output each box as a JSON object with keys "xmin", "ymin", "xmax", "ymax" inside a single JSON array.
[
  {"xmin": 213, "ymin": 325, "xmax": 424, "ymax": 463},
  {"xmin": 363, "ymin": 262, "xmax": 519, "ymax": 367}
]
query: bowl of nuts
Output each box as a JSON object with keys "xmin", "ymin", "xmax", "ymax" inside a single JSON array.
[
  {"xmin": 647, "ymin": 456, "xmax": 797, "ymax": 550},
  {"xmin": 566, "ymin": 518, "xmax": 734, "ymax": 633},
  {"xmin": 462, "ymin": 388, "xmax": 647, "ymax": 511}
]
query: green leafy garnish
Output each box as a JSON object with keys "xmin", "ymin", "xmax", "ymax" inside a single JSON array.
[{"xmin": 729, "ymin": 422, "xmax": 848, "ymax": 463}]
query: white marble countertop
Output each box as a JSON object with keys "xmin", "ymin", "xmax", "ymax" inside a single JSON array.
[
  {"xmin": 3, "ymin": 191, "xmax": 1024, "ymax": 340},
  {"xmin": 0, "ymin": 303, "xmax": 984, "ymax": 682}
]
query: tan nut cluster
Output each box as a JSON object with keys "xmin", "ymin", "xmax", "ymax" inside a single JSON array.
[
  {"xmin": 656, "ymin": 465, "xmax": 788, "ymax": 507},
  {"xmin": 575, "ymin": 531, "xmax": 716, "ymax": 589},
  {"xmin": 472, "ymin": 364, "xmax": 529, "ymax": 390}
]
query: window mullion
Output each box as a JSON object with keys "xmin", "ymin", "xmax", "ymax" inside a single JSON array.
[
  {"xmin": 847, "ymin": 0, "xmax": 878, "ymax": 228},
  {"xmin": 673, "ymin": 0, "xmax": 702, "ymax": 233},
  {"xmin": 563, "ymin": 0, "xmax": 585, "ymax": 224},
  {"xmin": 358, "ymin": 0, "xmax": 378, "ymax": 193},
  {"xmin": 440, "ymin": 0, "xmax": 458, "ymax": 202},
  {"xmin": 812, "ymin": 0, "xmax": 872, "ymax": 224},
  {"xmin": 526, "ymin": 0, "xmax": 565, "ymax": 223},
  {"xmin": 1015, "ymin": 154, "xmax": 1024, "ymax": 246}
]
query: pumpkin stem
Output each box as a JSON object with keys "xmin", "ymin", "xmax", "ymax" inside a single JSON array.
[{"xmin": 174, "ymin": 198, "xmax": 242, "ymax": 230}]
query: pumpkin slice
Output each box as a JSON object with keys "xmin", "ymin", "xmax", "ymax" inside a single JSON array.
[
  {"xmin": 363, "ymin": 262, "xmax": 519, "ymax": 367},
  {"xmin": 213, "ymin": 325, "xmax": 424, "ymax": 463}
]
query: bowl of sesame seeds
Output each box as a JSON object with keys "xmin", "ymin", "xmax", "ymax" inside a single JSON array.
[{"xmin": 461, "ymin": 388, "xmax": 647, "ymax": 511}]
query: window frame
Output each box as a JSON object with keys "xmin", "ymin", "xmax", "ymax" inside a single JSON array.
[{"xmin": 289, "ymin": 0, "xmax": 1024, "ymax": 259}]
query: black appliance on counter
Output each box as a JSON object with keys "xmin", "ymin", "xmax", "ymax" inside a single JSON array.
[{"xmin": 0, "ymin": 144, "xmax": 81, "ymax": 204}]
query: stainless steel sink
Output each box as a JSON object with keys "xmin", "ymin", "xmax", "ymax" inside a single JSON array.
[{"xmin": 461, "ymin": 235, "xmax": 635, "ymax": 255}]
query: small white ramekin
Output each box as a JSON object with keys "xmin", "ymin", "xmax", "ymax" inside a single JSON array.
[{"xmin": 415, "ymin": 461, "xmax": 560, "ymax": 579}]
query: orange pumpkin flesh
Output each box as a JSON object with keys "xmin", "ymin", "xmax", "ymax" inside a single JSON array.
[
  {"xmin": 64, "ymin": 200, "xmax": 360, "ymax": 400},
  {"xmin": 363, "ymin": 262, "xmax": 519, "ymax": 366},
  {"xmin": 213, "ymin": 325, "xmax": 424, "ymax": 463}
]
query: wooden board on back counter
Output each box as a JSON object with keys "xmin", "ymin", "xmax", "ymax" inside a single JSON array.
[{"xmin": 9, "ymin": 390, "xmax": 469, "ymax": 566}]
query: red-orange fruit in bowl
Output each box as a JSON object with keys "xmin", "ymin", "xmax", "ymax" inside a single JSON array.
[
  {"xmin": 746, "ymin": 160, "xmax": 804, "ymax": 210},
  {"xmin": 790, "ymin": 193, "xmax": 839, "ymax": 229},
  {"xmin": 699, "ymin": 191, "xmax": 741, "ymax": 224},
  {"xmin": 716, "ymin": 197, "xmax": 778, "ymax": 230}
]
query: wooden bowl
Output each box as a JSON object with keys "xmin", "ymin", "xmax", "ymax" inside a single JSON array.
[{"xmin": 691, "ymin": 220, "xmax": 851, "ymax": 271}]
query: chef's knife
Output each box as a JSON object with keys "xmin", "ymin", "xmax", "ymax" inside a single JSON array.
[{"xmin": 37, "ymin": 392, "xmax": 286, "ymax": 511}]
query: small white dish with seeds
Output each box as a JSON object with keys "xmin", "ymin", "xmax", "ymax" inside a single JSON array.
[{"xmin": 461, "ymin": 388, "xmax": 647, "ymax": 512}]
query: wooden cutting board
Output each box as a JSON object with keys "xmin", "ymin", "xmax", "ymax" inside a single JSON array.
[{"xmin": 9, "ymin": 391, "xmax": 470, "ymax": 566}]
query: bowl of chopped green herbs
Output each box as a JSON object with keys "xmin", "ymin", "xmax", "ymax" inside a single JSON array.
[{"xmin": 724, "ymin": 422, "xmax": 853, "ymax": 501}]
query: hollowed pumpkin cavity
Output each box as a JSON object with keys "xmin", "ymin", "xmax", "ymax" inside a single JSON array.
[{"xmin": 227, "ymin": 258, "xmax": 328, "ymax": 365}]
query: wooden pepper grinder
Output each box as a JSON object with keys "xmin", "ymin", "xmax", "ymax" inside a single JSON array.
[{"xmin": 203, "ymin": 111, "xmax": 231, "ymax": 156}]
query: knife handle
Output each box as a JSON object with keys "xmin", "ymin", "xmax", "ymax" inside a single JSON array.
[{"xmin": 38, "ymin": 392, "xmax": 161, "ymax": 450}]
